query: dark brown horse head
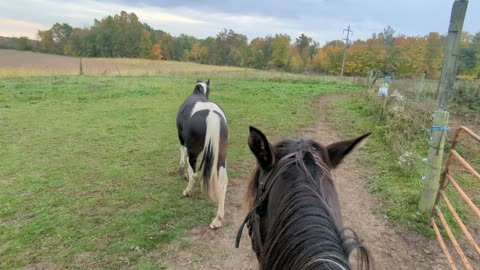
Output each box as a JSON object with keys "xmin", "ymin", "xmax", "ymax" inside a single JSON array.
[{"xmin": 243, "ymin": 126, "xmax": 371, "ymax": 270}]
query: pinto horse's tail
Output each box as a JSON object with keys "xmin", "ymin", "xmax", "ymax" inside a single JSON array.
[{"xmin": 200, "ymin": 111, "xmax": 221, "ymax": 202}]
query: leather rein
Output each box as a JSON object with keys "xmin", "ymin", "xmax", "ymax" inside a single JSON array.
[{"xmin": 235, "ymin": 152, "xmax": 297, "ymax": 253}]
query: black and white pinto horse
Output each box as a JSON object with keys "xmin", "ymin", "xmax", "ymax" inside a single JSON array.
[{"xmin": 176, "ymin": 80, "xmax": 229, "ymax": 229}]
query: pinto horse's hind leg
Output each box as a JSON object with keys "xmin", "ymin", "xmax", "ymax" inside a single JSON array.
[
  {"xmin": 182, "ymin": 154, "xmax": 197, "ymax": 197},
  {"xmin": 210, "ymin": 165, "xmax": 228, "ymax": 229},
  {"xmin": 179, "ymin": 145, "xmax": 187, "ymax": 168}
]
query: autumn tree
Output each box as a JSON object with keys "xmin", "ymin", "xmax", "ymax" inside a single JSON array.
[
  {"xmin": 289, "ymin": 47, "xmax": 303, "ymax": 73},
  {"xmin": 16, "ymin": 37, "xmax": 32, "ymax": 51},
  {"xmin": 37, "ymin": 29, "xmax": 54, "ymax": 53},
  {"xmin": 312, "ymin": 47, "xmax": 327, "ymax": 72},
  {"xmin": 201, "ymin": 37, "xmax": 220, "ymax": 65},
  {"xmin": 93, "ymin": 16, "xmax": 114, "ymax": 57},
  {"xmin": 186, "ymin": 42, "xmax": 209, "ymax": 62},
  {"xmin": 158, "ymin": 32, "xmax": 174, "ymax": 60},
  {"xmin": 271, "ymin": 34, "xmax": 291, "ymax": 69},
  {"xmin": 246, "ymin": 36, "xmax": 273, "ymax": 69},
  {"xmin": 379, "ymin": 26, "xmax": 395, "ymax": 46},
  {"xmin": 114, "ymin": 12, "xmax": 143, "ymax": 57},
  {"xmin": 215, "ymin": 29, "xmax": 248, "ymax": 66},
  {"xmin": 171, "ymin": 34, "xmax": 196, "ymax": 61},
  {"xmin": 458, "ymin": 32, "xmax": 479, "ymax": 77},
  {"xmin": 152, "ymin": 43, "xmax": 162, "ymax": 59},
  {"xmin": 425, "ymin": 32, "xmax": 444, "ymax": 78},
  {"xmin": 38, "ymin": 22, "xmax": 74, "ymax": 54},
  {"xmin": 343, "ymin": 40, "xmax": 371, "ymax": 75},
  {"xmin": 312, "ymin": 40, "xmax": 344, "ymax": 74},
  {"xmin": 139, "ymin": 29, "xmax": 154, "ymax": 59},
  {"xmin": 295, "ymin": 33, "xmax": 315, "ymax": 68},
  {"xmin": 473, "ymin": 32, "xmax": 480, "ymax": 77}
]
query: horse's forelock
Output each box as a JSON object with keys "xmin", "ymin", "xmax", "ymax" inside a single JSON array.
[
  {"xmin": 275, "ymin": 139, "xmax": 331, "ymax": 177},
  {"xmin": 246, "ymin": 139, "xmax": 332, "ymax": 208}
]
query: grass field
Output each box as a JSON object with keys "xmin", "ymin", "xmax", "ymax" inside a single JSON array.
[
  {"xmin": 0, "ymin": 49, "xmax": 248, "ymax": 77},
  {"xmin": 0, "ymin": 70, "xmax": 362, "ymax": 269}
]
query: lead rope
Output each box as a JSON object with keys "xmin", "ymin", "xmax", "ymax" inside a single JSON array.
[{"xmin": 235, "ymin": 203, "xmax": 260, "ymax": 248}]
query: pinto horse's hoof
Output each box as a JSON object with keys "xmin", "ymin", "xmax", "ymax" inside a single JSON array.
[
  {"xmin": 209, "ymin": 217, "xmax": 222, "ymax": 229},
  {"xmin": 181, "ymin": 190, "xmax": 191, "ymax": 198}
]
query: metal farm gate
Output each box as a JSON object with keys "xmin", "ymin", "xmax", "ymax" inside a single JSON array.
[{"xmin": 432, "ymin": 126, "xmax": 480, "ymax": 270}]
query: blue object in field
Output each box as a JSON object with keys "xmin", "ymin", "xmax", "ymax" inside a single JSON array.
[
  {"xmin": 378, "ymin": 86, "xmax": 388, "ymax": 96},
  {"xmin": 384, "ymin": 76, "xmax": 392, "ymax": 83}
]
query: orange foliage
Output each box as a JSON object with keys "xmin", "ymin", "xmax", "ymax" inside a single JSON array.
[
  {"xmin": 310, "ymin": 33, "xmax": 451, "ymax": 78},
  {"xmin": 152, "ymin": 43, "xmax": 162, "ymax": 59}
]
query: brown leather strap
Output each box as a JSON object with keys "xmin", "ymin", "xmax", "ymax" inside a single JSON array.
[
  {"xmin": 235, "ymin": 152, "xmax": 297, "ymax": 251},
  {"xmin": 253, "ymin": 213, "xmax": 263, "ymax": 252}
]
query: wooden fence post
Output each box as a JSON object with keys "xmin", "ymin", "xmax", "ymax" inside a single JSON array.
[
  {"xmin": 418, "ymin": 0, "xmax": 468, "ymax": 214},
  {"xmin": 381, "ymin": 93, "xmax": 389, "ymax": 117},
  {"xmin": 418, "ymin": 111, "xmax": 449, "ymax": 212},
  {"xmin": 79, "ymin": 58, "xmax": 84, "ymax": 76}
]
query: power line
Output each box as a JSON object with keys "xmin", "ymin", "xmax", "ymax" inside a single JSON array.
[{"xmin": 340, "ymin": 25, "xmax": 352, "ymax": 77}]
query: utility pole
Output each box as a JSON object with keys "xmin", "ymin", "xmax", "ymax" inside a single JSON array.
[
  {"xmin": 340, "ymin": 25, "xmax": 352, "ymax": 77},
  {"xmin": 418, "ymin": 0, "xmax": 469, "ymax": 214}
]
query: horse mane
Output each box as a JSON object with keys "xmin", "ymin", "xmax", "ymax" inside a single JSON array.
[{"xmin": 246, "ymin": 139, "xmax": 371, "ymax": 270}]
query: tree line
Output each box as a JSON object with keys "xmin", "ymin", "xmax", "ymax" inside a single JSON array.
[{"xmin": 15, "ymin": 11, "xmax": 480, "ymax": 79}]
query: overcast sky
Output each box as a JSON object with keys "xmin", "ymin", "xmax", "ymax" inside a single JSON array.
[{"xmin": 0, "ymin": 0, "xmax": 479, "ymax": 45}]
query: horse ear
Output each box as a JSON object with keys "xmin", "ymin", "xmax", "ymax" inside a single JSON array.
[
  {"xmin": 206, "ymin": 80, "xmax": 210, "ymax": 97},
  {"xmin": 326, "ymin": 132, "xmax": 371, "ymax": 168},
  {"xmin": 248, "ymin": 126, "xmax": 275, "ymax": 170}
]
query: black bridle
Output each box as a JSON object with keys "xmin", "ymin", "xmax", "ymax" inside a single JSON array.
[{"xmin": 235, "ymin": 152, "xmax": 297, "ymax": 254}]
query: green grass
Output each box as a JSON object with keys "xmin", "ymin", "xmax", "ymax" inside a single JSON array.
[
  {"xmin": 0, "ymin": 74, "xmax": 362, "ymax": 269},
  {"xmin": 330, "ymin": 96, "xmax": 434, "ymax": 235}
]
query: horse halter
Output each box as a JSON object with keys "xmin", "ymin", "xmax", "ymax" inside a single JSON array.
[{"xmin": 235, "ymin": 152, "xmax": 297, "ymax": 253}]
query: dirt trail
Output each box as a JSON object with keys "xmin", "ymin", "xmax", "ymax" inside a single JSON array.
[{"xmin": 158, "ymin": 94, "xmax": 447, "ymax": 269}]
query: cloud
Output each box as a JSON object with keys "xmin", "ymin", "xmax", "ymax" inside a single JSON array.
[
  {"xmin": 0, "ymin": 0, "xmax": 478, "ymax": 44},
  {"xmin": 0, "ymin": 18, "xmax": 47, "ymax": 30},
  {"xmin": 0, "ymin": 18, "xmax": 48, "ymax": 39},
  {"xmin": 133, "ymin": 9, "xmax": 206, "ymax": 24}
]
